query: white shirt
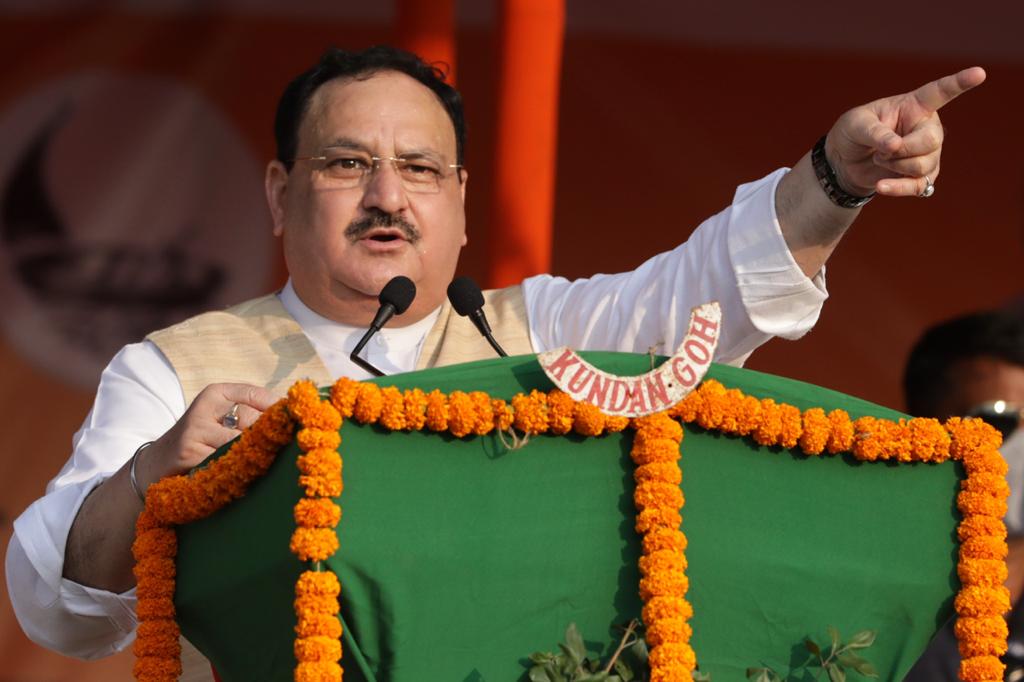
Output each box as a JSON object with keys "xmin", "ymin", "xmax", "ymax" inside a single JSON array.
[{"xmin": 6, "ymin": 169, "xmax": 826, "ymax": 659}]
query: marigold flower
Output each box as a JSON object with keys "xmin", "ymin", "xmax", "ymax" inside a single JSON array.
[
  {"xmin": 133, "ymin": 557, "xmax": 176, "ymax": 582},
  {"xmin": 547, "ymin": 390, "xmax": 576, "ymax": 435},
  {"xmin": 908, "ymin": 417, "xmax": 951, "ymax": 462},
  {"xmin": 961, "ymin": 536, "xmax": 1010, "ymax": 561},
  {"xmin": 297, "ymin": 428, "xmax": 341, "ymax": 452},
  {"xmin": 959, "ymin": 654, "xmax": 1005, "ymax": 682},
  {"xmin": 955, "ymin": 616, "xmax": 1009, "ymax": 642},
  {"xmin": 403, "ymin": 388, "xmax": 428, "ymax": 430},
  {"xmin": 636, "ymin": 507, "xmax": 683, "ymax": 534},
  {"xmin": 825, "ymin": 409, "xmax": 854, "ymax": 453},
  {"xmin": 639, "ymin": 549, "xmax": 687, "ymax": 577},
  {"xmin": 379, "ymin": 386, "xmax": 407, "ymax": 431},
  {"xmin": 643, "ymin": 596, "xmax": 693, "ymax": 624},
  {"xmin": 635, "ymin": 462, "xmax": 683, "ymax": 486},
  {"xmin": 572, "ymin": 400, "xmax": 606, "ymax": 436},
  {"xmin": 136, "ymin": 597, "xmax": 176, "ymax": 620},
  {"xmin": 635, "ymin": 413, "xmax": 684, "ymax": 442},
  {"xmin": 634, "ymin": 480, "xmax": 684, "ymax": 511},
  {"xmin": 646, "ymin": 618, "xmax": 693, "ymax": 647},
  {"xmin": 297, "ymin": 449, "xmax": 342, "ymax": 479},
  {"xmin": 798, "ymin": 408, "xmax": 830, "ymax": 455},
  {"xmin": 424, "ymin": 389, "xmax": 449, "ymax": 431},
  {"xmin": 295, "ymin": 661, "xmax": 343, "ymax": 682},
  {"xmin": 136, "ymin": 578, "xmax": 176, "ymax": 600},
  {"xmin": 753, "ymin": 398, "xmax": 783, "ymax": 447},
  {"xmin": 133, "ymin": 656, "xmax": 183, "ymax": 679},
  {"xmin": 639, "ymin": 572, "xmax": 689, "ymax": 601},
  {"xmin": 668, "ymin": 391, "xmax": 700, "ymax": 423},
  {"xmin": 694, "ymin": 380, "xmax": 727, "ymax": 430},
  {"xmin": 329, "ymin": 377, "xmax": 360, "ymax": 418},
  {"xmin": 647, "ymin": 642, "xmax": 697, "ymax": 672},
  {"xmin": 958, "ymin": 491, "xmax": 1009, "ymax": 519},
  {"xmin": 492, "ymin": 398, "xmax": 514, "ymax": 432},
  {"xmin": 962, "ymin": 473, "xmax": 1011, "ymax": 499},
  {"xmin": 775, "ymin": 403, "xmax": 802, "ymax": 449},
  {"xmin": 133, "ymin": 623, "xmax": 182, "ymax": 658},
  {"xmin": 294, "ymin": 635, "xmax": 342, "ymax": 662},
  {"xmin": 512, "ymin": 390, "xmax": 550, "ymax": 434},
  {"xmin": 352, "ymin": 383, "xmax": 383, "ymax": 424},
  {"xmin": 949, "ymin": 414, "xmax": 1003, "ymax": 447},
  {"xmin": 295, "ymin": 594, "xmax": 340, "ymax": 618},
  {"xmin": 958, "ymin": 516, "xmax": 1008, "ymax": 542},
  {"xmin": 959, "ymin": 636, "xmax": 1009, "ymax": 658},
  {"xmin": 296, "ymin": 614, "xmax": 343, "ymax": 640},
  {"xmin": 958, "ymin": 558, "xmax": 1009, "ymax": 587},
  {"xmin": 714, "ymin": 388, "xmax": 745, "ymax": 434},
  {"xmin": 604, "ymin": 414, "xmax": 630, "ymax": 432},
  {"xmin": 131, "ymin": 527, "xmax": 177, "ymax": 561},
  {"xmin": 469, "ymin": 392, "xmax": 495, "ymax": 435},
  {"xmin": 290, "ymin": 527, "xmax": 340, "ymax": 562},
  {"xmin": 955, "ymin": 586, "xmax": 1011, "ymax": 618},
  {"xmin": 447, "ymin": 391, "xmax": 476, "ymax": 438},
  {"xmin": 296, "ymin": 570, "xmax": 341, "ymax": 597},
  {"xmin": 294, "ymin": 498, "xmax": 342, "ymax": 528},
  {"xmin": 642, "ymin": 528, "xmax": 688, "ymax": 555},
  {"xmin": 631, "ymin": 438, "xmax": 682, "ymax": 466}
]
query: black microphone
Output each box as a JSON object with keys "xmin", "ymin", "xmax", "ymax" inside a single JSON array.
[
  {"xmin": 447, "ymin": 276, "xmax": 508, "ymax": 358},
  {"xmin": 350, "ymin": 276, "xmax": 417, "ymax": 377}
]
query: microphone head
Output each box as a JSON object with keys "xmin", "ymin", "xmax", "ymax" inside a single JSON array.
[
  {"xmin": 379, "ymin": 276, "xmax": 416, "ymax": 315},
  {"xmin": 447, "ymin": 276, "xmax": 485, "ymax": 317}
]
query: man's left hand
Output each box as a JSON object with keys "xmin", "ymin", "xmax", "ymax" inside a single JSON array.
[{"xmin": 825, "ymin": 67, "xmax": 986, "ymax": 199}]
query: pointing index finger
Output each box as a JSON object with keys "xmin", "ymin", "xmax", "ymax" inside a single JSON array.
[{"xmin": 912, "ymin": 66, "xmax": 986, "ymax": 113}]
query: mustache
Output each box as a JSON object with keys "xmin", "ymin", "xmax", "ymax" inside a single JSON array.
[{"xmin": 345, "ymin": 211, "xmax": 421, "ymax": 244}]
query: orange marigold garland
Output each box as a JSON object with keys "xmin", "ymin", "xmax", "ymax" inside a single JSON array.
[
  {"xmin": 132, "ymin": 372, "xmax": 1008, "ymax": 682},
  {"xmin": 132, "ymin": 397, "xmax": 296, "ymax": 682},
  {"xmin": 630, "ymin": 412, "xmax": 695, "ymax": 682},
  {"xmin": 946, "ymin": 417, "xmax": 1009, "ymax": 682},
  {"xmin": 289, "ymin": 380, "xmax": 345, "ymax": 682}
]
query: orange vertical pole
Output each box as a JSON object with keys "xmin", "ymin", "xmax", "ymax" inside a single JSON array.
[
  {"xmin": 488, "ymin": 0, "xmax": 565, "ymax": 287},
  {"xmin": 395, "ymin": 0, "xmax": 457, "ymax": 83}
]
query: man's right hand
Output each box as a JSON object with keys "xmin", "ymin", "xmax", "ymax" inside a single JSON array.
[
  {"xmin": 62, "ymin": 382, "xmax": 275, "ymax": 592},
  {"xmin": 134, "ymin": 383, "xmax": 278, "ymax": 495}
]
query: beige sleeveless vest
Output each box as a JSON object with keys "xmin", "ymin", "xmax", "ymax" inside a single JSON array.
[{"xmin": 145, "ymin": 285, "xmax": 533, "ymax": 680}]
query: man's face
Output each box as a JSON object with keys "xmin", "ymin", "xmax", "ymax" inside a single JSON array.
[
  {"xmin": 936, "ymin": 356, "xmax": 1024, "ymax": 436},
  {"xmin": 266, "ymin": 70, "xmax": 467, "ymax": 325}
]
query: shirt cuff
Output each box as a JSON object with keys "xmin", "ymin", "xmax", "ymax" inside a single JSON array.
[
  {"xmin": 12, "ymin": 476, "xmax": 138, "ymax": 632},
  {"xmin": 727, "ymin": 167, "xmax": 828, "ymax": 340}
]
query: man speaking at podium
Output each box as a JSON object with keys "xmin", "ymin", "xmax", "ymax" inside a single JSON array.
[{"xmin": 6, "ymin": 45, "xmax": 985, "ymax": 672}]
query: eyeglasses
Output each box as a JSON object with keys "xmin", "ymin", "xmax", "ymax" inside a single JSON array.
[
  {"xmin": 292, "ymin": 148, "xmax": 463, "ymax": 194},
  {"xmin": 965, "ymin": 400, "xmax": 1024, "ymax": 439}
]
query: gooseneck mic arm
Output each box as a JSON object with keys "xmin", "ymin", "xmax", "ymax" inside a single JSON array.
[
  {"xmin": 446, "ymin": 276, "xmax": 508, "ymax": 358},
  {"xmin": 350, "ymin": 276, "xmax": 417, "ymax": 377}
]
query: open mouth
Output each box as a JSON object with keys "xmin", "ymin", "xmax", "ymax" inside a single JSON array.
[{"xmin": 360, "ymin": 227, "xmax": 408, "ymax": 244}]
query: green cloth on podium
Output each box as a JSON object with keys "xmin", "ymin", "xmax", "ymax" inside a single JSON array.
[{"xmin": 175, "ymin": 353, "xmax": 960, "ymax": 681}]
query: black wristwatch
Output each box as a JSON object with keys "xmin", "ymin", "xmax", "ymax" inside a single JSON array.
[{"xmin": 810, "ymin": 135, "xmax": 874, "ymax": 209}]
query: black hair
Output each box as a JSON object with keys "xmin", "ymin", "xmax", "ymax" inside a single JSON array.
[
  {"xmin": 274, "ymin": 45, "xmax": 465, "ymax": 169},
  {"xmin": 903, "ymin": 310, "xmax": 1024, "ymax": 417}
]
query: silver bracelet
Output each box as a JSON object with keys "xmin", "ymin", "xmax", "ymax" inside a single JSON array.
[{"xmin": 129, "ymin": 441, "xmax": 155, "ymax": 503}]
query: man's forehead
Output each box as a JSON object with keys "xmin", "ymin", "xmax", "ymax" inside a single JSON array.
[{"xmin": 302, "ymin": 71, "xmax": 456, "ymax": 153}]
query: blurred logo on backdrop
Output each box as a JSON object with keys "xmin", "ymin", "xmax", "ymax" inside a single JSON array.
[{"xmin": 0, "ymin": 71, "xmax": 273, "ymax": 388}]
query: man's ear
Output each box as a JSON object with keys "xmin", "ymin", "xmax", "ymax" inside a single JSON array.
[
  {"xmin": 265, "ymin": 160, "xmax": 289, "ymax": 237},
  {"xmin": 459, "ymin": 169, "xmax": 468, "ymax": 246}
]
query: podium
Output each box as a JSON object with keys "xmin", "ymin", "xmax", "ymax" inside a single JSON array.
[{"xmin": 170, "ymin": 353, "xmax": 962, "ymax": 681}]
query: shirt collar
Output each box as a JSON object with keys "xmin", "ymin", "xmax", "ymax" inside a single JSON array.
[{"xmin": 278, "ymin": 279, "xmax": 441, "ymax": 354}]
